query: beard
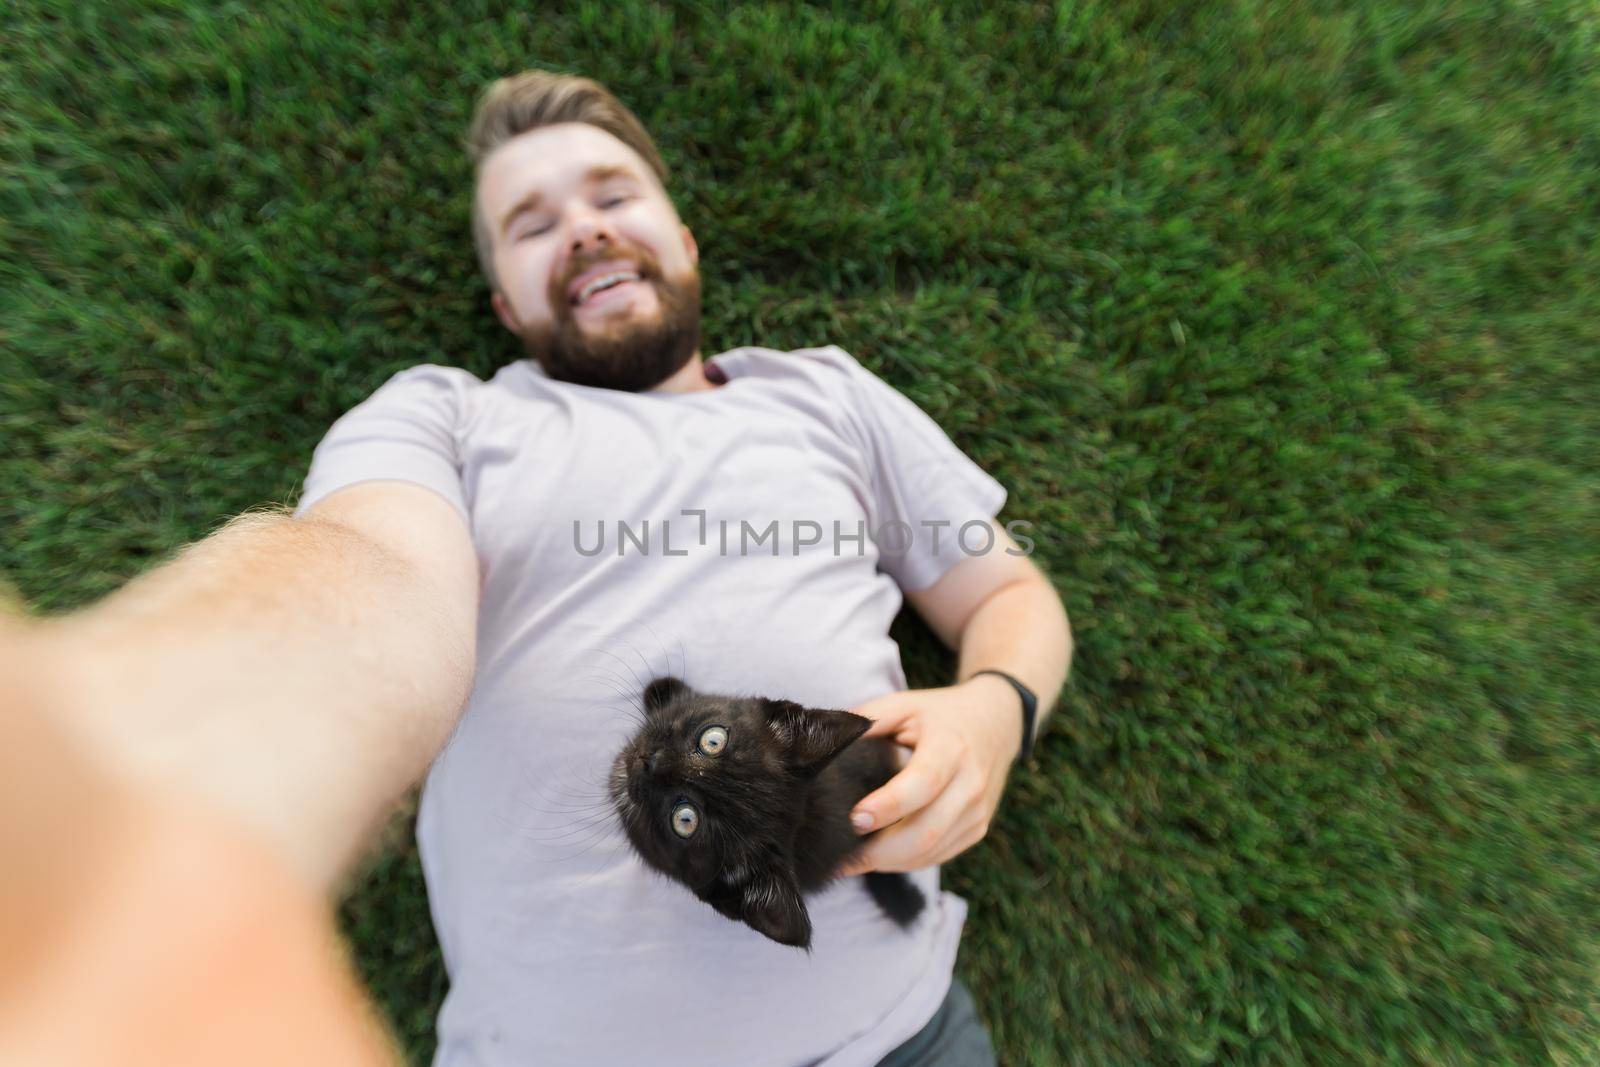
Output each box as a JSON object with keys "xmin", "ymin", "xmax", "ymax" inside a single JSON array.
[{"xmin": 513, "ymin": 263, "xmax": 702, "ymax": 393}]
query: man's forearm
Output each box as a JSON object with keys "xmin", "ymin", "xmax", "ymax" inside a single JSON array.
[
  {"xmin": 31, "ymin": 505, "xmax": 476, "ymax": 891},
  {"xmin": 954, "ymin": 576, "xmax": 1072, "ymax": 744}
]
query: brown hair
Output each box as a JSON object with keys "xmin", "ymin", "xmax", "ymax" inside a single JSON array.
[{"xmin": 467, "ymin": 70, "xmax": 671, "ymax": 290}]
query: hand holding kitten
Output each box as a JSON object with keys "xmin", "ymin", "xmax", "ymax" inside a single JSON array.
[{"xmin": 838, "ymin": 675, "xmax": 1025, "ymax": 876}]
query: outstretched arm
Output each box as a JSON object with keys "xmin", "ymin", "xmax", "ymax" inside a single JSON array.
[
  {"xmin": 1, "ymin": 617, "xmax": 404, "ymax": 1064},
  {"xmin": 28, "ymin": 480, "xmax": 479, "ymax": 891},
  {"xmin": 842, "ymin": 522, "xmax": 1072, "ymax": 874}
]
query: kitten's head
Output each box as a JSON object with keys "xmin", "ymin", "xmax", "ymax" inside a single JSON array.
[{"xmin": 609, "ymin": 676, "xmax": 869, "ymax": 948}]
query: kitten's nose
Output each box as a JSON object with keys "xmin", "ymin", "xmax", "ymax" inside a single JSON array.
[{"xmin": 645, "ymin": 751, "xmax": 663, "ymax": 776}]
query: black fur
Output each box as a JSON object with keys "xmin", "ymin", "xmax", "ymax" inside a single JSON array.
[
  {"xmin": 864, "ymin": 871, "xmax": 927, "ymax": 927},
  {"xmin": 610, "ymin": 676, "xmax": 927, "ymax": 949}
]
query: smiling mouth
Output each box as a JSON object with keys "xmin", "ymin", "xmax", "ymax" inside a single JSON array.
[
  {"xmin": 574, "ymin": 277, "xmax": 647, "ymax": 312},
  {"xmin": 570, "ymin": 266, "xmax": 650, "ymax": 307}
]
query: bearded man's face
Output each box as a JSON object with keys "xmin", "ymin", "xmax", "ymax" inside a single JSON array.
[{"xmin": 477, "ymin": 123, "xmax": 702, "ymax": 392}]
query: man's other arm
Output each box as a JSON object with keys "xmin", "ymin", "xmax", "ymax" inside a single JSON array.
[
  {"xmin": 32, "ymin": 481, "xmax": 479, "ymax": 891},
  {"xmin": 843, "ymin": 523, "xmax": 1072, "ymax": 873},
  {"xmin": 906, "ymin": 523, "xmax": 1072, "ymax": 727}
]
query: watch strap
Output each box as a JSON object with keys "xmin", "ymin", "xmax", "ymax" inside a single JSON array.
[{"xmin": 969, "ymin": 669, "xmax": 1039, "ymax": 765}]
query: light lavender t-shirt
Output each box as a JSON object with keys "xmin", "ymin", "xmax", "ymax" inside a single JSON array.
[{"xmin": 293, "ymin": 344, "xmax": 1007, "ymax": 1067}]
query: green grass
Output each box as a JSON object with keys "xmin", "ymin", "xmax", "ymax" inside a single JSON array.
[{"xmin": 5, "ymin": 0, "xmax": 1598, "ymax": 1063}]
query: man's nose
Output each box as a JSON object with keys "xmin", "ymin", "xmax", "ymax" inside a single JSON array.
[{"xmin": 567, "ymin": 213, "xmax": 614, "ymax": 255}]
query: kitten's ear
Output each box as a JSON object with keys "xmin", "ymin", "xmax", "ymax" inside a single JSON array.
[
  {"xmin": 698, "ymin": 869, "xmax": 811, "ymax": 949},
  {"xmin": 643, "ymin": 676, "xmax": 690, "ymax": 711},
  {"xmin": 763, "ymin": 701, "xmax": 871, "ymax": 775},
  {"xmin": 739, "ymin": 869, "xmax": 812, "ymax": 950}
]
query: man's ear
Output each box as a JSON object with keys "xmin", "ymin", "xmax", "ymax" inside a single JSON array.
[
  {"xmin": 764, "ymin": 701, "xmax": 870, "ymax": 776},
  {"xmin": 681, "ymin": 224, "xmax": 698, "ymax": 267},
  {"xmin": 491, "ymin": 291, "xmax": 520, "ymax": 336}
]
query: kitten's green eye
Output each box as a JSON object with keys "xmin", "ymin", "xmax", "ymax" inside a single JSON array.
[
  {"xmin": 697, "ymin": 725, "xmax": 728, "ymax": 756},
  {"xmin": 671, "ymin": 801, "xmax": 700, "ymax": 838}
]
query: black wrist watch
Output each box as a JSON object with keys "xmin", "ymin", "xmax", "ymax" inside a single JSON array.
[{"xmin": 968, "ymin": 669, "xmax": 1039, "ymax": 765}]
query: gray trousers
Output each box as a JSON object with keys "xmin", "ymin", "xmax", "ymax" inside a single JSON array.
[{"xmin": 874, "ymin": 979, "xmax": 997, "ymax": 1067}]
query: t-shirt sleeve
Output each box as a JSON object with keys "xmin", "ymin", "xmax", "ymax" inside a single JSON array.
[
  {"xmin": 291, "ymin": 364, "xmax": 475, "ymax": 524},
  {"xmin": 811, "ymin": 345, "xmax": 1008, "ymax": 592}
]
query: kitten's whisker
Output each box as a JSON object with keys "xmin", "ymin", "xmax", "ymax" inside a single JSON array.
[
  {"xmin": 576, "ymin": 673, "xmax": 640, "ymax": 707},
  {"xmin": 542, "ymin": 778, "xmax": 612, "ymax": 799},
  {"xmin": 504, "ymin": 826, "xmax": 611, "ymax": 849},
  {"xmin": 492, "ymin": 809, "xmax": 602, "ymax": 843},
  {"xmin": 512, "ymin": 808, "xmax": 622, "ymax": 863},
  {"xmin": 576, "ymin": 661, "xmax": 638, "ymax": 689},
  {"xmin": 511, "ymin": 757, "xmax": 612, "ymax": 813},
  {"xmin": 617, "ymin": 637, "xmax": 661, "ymax": 693},
  {"xmin": 567, "ymin": 836, "xmax": 630, "ymax": 892},
  {"xmin": 547, "ymin": 831, "xmax": 627, "ymax": 870},
  {"xmin": 575, "ymin": 667, "xmax": 633, "ymax": 691},
  {"xmin": 559, "ymin": 822, "xmax": 628, "ymax": 864},
  {"xmin": 638, "ymin": 620, "xmax": 677, "ymax": 684},
  {"xmin": 499, "ymin": 790, "xmax": 604, "ymax": 825},
  {"xmin": 497, "ymin": 805, "xmax": 610, "ymax": 845},
  {"xmin": 534, "ymin": 780, "xmax": 614, "ymax": 812},
  {"xmin": 512, "ymin": 797, "xmax": 610, "ymax": 818},
  {"xmin": 583, "ymin": 699, "xmax": 648, "ymax": 739},
  {"xmin": 511, "ymin": 817, "xmax": 619, "ymax": 845},
  {"xmin": 586, "ymin": 692, "xmax": 646, "ymax": 720},
  {"xmin": 537, "ymin": 791, "xmax": 610, "ymax": 812},
  {"xmin": 580, "ymin": 646, "xmax": 650, "ymax": 694},
  {"xmin": 519, "ymin": 828, "xmax": 616, "ymax": 861}
]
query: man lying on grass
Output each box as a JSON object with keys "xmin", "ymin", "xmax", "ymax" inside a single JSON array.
[{"xmin": 37, "ymin": 69, "xmax": 1072, "ymax": 1067}]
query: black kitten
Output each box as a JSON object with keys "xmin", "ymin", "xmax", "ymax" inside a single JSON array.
[{"xmin": 609, "ymin": 676, "xmax": 927, "ymax": 949}]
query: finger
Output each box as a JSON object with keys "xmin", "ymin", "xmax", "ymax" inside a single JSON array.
[
  {"xmin": 843, "ymin": 771, "xmax": 977, "ymax": 875},
  {"xmin": 849, "ymin": 736, "xmax": 960, "ymax": 834},
  {"xmin": 904, "ymin": 773, "xmax": 992, "ymax": 868},
  {"xmin": 850, "ymin": 693, "xmax": 917, "ymax": 739}
]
